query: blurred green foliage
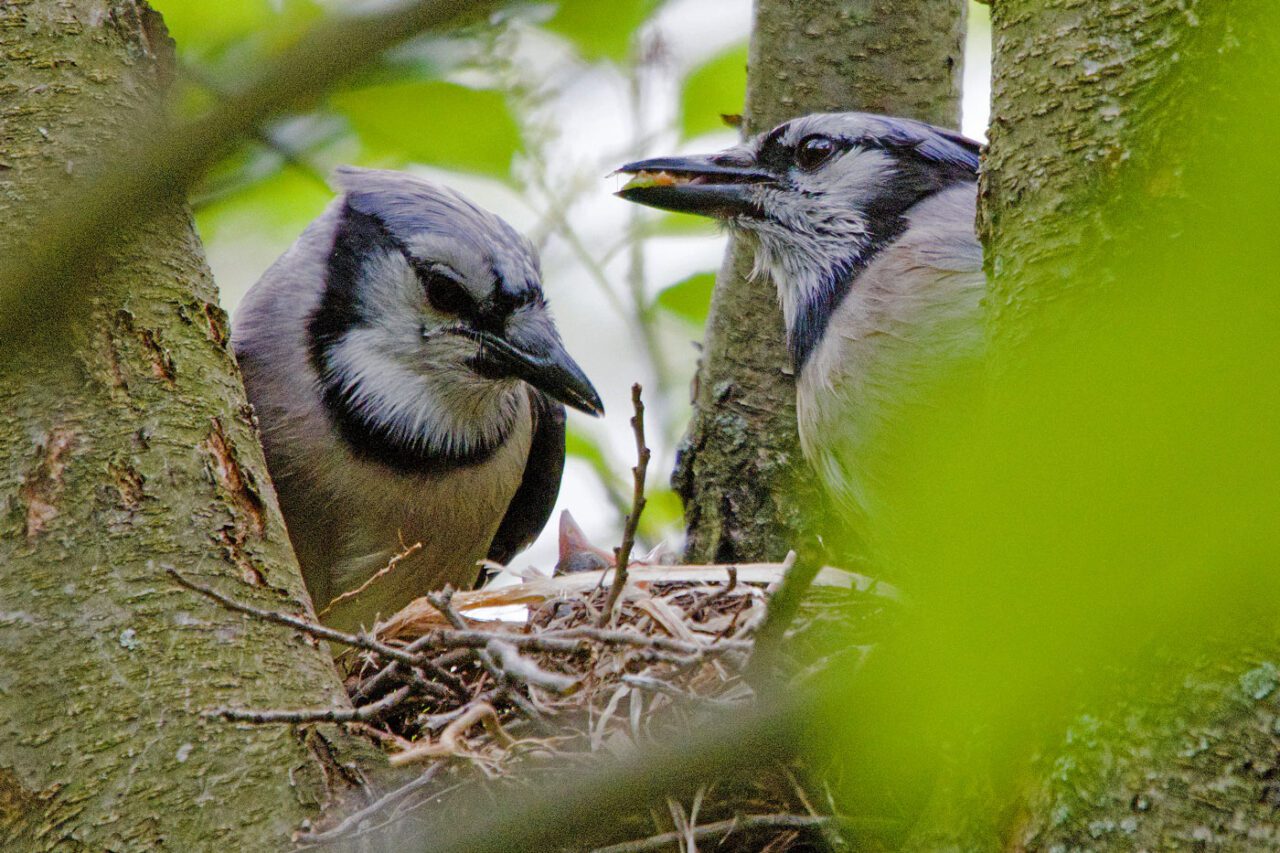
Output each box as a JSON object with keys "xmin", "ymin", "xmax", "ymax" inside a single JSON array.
[
  {"xmin": 655, "ymin": 271, "xmax": 715, "ymax": 327},
  {"xmin": 679, "ymin": 44, "xmax": 748, "ymax": 138},
  {"xmin": 543, "ymin": 0, "xmax": 659, "ymax": 61},
  {"xmin": 331, "ymin": 81, "xmax": 520, "ymax": 174},
  {"xmin": 805, "ymin": 4, "xmax": 1280, "ymax": 832}
]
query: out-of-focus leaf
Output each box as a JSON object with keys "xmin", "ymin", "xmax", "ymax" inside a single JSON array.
[
  {"xmin": 655, "ymin": 272, "xmax": 715, "ymax": 327},
  {"xmin": 544, "ymin": 0, "xmax": 657, "ymax": 62},
  {"xmin": 646, "ymin": 212, "xmax": 718, "ymax": 237},
  {"xmin": 330, "ymin": 81, "xmax": 519, "ymax": 176},
  {"xmin": 196, "ymin": 166, "xmax": 331, "ymax": 240},
  {"xmin": 638, "ymin": 487, "xmax": 683, "ymax": 541},
  {"xmin": 680, "ymin": 44, "xmax": 748, "ymax": 138},
  {"xmin": 158, "ymin": 0, "xmax": 323, "ymax": 61}
]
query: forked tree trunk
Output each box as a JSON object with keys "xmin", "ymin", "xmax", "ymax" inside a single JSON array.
[
  {"xmin": 677, "ymin": 0, "xmax": 968, "ymax": 563},
  {"xmin": 0, "ymin": 3, "xmax": 371, "ymax": 849}
]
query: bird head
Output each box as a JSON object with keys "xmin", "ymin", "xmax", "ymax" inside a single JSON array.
[
  {"xmin": 616, "ymin": 113, "xmax": 980, "ymax": 367},
  {"xmin": 309, "ymin": 167, "xmax": 602, "ymax": 470}
]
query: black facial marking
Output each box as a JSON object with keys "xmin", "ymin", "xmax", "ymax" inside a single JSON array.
[
  {"xmin": 308, "ymin": 201, "xmax": 511, "ymax": 475},
  {"xmin": 789, "ymin": 148, "xmax": 976, "ymax": 371}
]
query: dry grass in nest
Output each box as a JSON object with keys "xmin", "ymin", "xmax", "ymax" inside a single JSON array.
[{"xmin": 167, "ymin": 386, "xmax": 899, "ymax": 850}]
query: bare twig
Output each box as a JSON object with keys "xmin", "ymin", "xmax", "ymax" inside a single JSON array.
[
  {"xmin": 743, "ymin": 551, "xmax": 822, "ymax": 687},
  {"xmin": 598, "ymin": 384, "xmax": 650, "ymax": 626},
  {"xmin": 318, "ymin": 542, "xmax": 423, "ymax": 619},
  {"xmin": 426, "ymin": 590, "xmax": 543, "ymax": 721},
  {"xmin": 587, "ymin": 813, "xmax": 834, "ymax": 853},
  {"xmin": 485, "ymin": 640, "xmax": 578, "ymax": 695},
  {"xmin": 165, "ymin": 568, "xmax": 464, "ymax": 699},
  {"xmin": 295, "ymin": 765, "xmax": 443, "ymax": 846},
  {"xmin": 390, "ymin": 701, "xmax": 514, "ymax": 765},
  {"xmin": 206, "ymin": 685, "xmax": 412, "ymax": 724}
]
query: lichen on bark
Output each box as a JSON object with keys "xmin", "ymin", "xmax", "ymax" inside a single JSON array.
[{"xmin": 677, "ymin": 0, "xmax": 968, "ymax": 564}]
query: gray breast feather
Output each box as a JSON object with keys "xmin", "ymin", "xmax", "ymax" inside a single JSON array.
[{"xmin": 487, "ymin": 388, "xmax": 566, "ymax": 567}]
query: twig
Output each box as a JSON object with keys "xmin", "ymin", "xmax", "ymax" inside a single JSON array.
[
  {"xmin": 425, "ymin": 590, "xmax": 543, "ymax": 721},
  {"xmin": 598, "ymin": 384, "xmax": 650, "ymax": 627},
  {"xmin": 743, "ymin": 551, "xmax": 821, "ymax": 688},
  {"xmin": 295, "ymin": 764, "xmax": 443, "ymax": 846},
  {"xmin": 165, "ymin": 568, "xmax": 464, "ymax": 699},
  {"xmin": 587, "ymin": 814, "xmax": 833, "ymax": 853},
  {"xmin": 319, "ymin": 541, "xmax": 423, "ymax": 619},
  {"xmin": 390, "ymin": 701, "xmax": 514, "ymax": 765},
  {"xmin": 619, "ymin": 675, "xmax": 739, "ymax": 709},
  {"xmin": 206, "ymin": 685, "xmax": 412, "ymax": 724},
  {"xmin": 485, "ymin": 640, "xmax": 578, "ymax": 695}
]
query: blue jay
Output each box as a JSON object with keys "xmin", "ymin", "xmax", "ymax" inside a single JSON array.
[
  {"xmin": 233, "ymin": 167, "xmax": 602, "ymax": 633},
  {"xmin": 617, "ymin": 113, "xmax": 984, "ymax": 517}
]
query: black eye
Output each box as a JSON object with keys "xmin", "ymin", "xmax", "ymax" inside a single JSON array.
[
  {"xmin": 796, "ymin": 135, "xmax": 837, "ymax": 171},
  {"xmin": 422, "ymin": 268, "xmax": 472, "ymax": 316}
]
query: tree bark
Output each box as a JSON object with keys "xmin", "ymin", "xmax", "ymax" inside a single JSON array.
[
  {"xmin": 0, "ymin": 3, "xmax": 372, "ymax": 849},
  {"xmin": 977, "ymin": 1, "xmax": 1280, "ymax": 847},
  {"xmin": 676, "ymin": 0, "xmax": 968, "ymax": 563}
]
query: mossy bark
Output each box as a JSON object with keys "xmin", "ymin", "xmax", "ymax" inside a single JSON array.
[
  {"xmin": 676, "ymin": 0, "xmax": 967, "ymax": 563},
  {"xmin": 978, "ymin": 1, "xmax": 1280, "ymax": 847},
  {"xmin": 0, "ymin": 3, "xmax": 372, "ymax": 849}
]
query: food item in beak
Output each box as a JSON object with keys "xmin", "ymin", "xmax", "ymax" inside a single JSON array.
[{"xmin": 621, "ymin": 170, "xmax": 689, "ymax": 191}]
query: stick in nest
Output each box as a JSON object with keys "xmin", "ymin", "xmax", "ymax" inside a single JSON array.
[
  {"xmin": 390, "ymin": 700, "xmax": 514, "ymax": 765},
  {"xmin": 318, "ymin": 541, "xmax": 422, "ymax": 619},
  {"xmin": 598, "ymin": 383, "xmax": 650, "ymax": 627}
]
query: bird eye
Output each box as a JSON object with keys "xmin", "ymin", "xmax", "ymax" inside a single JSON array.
[
  {"xmin": 422, "ymin": 268, "xmax": 473, "ymax": 316},
  {"xmin": 796, "ymin": 135, "xmax": 837, "ymax": 171}
]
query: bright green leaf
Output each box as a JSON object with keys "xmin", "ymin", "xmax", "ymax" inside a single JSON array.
[
  {"xmin": 330, "ymin": 81, "xmax": 520, "ymax": 176},
  {"xmin": 655, "ymin": 272, "xmax": 715, "ymax": 327},
  {"xmin": 544, "ymin": 0, "xmax": 658, "ymax": 62},
  {"xmin": 680, "ymin": 44, "xmax": 748, "ymax": 138},
  {"xmin": 638, "ymin": 487, "xmax": 683, "ymax": 541},
  {"xmin": 158, "ymin": 0, "xmax": 322, "ymax": 61}
]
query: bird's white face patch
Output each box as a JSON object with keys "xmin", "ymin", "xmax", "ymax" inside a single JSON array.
[{"xmin": 335, "ymin": 244, "xmax": 523, "ymax": 456}]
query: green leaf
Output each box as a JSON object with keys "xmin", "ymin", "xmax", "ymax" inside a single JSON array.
[
  {"xmin": 158, "ymin": 0, "xmax": 323, "ymax": 61},
  {"xmin": 655, "ymin": 272, "xmax": 715, "ymax": 327},
  {"xmin": 646, "ymin": 212, "xmax": 718, "ymax": 238},
  {"xmin": 638, "ymin": 487, "xmax": 684, "ymax": 541},
  {"xmin": 680, "ymin": 44, "xmax": 748, "ymax": 138},
  {"xmin": 329, "ymin": 81, "xmax": 520, "ymax": 176},
  {"xmin": 544, "ymin": 0, "xmax": 658, "ymax": 62}
]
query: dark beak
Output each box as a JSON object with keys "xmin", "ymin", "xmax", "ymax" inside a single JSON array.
[
  {"xmin": 614, "ymin": 154, "xmax": 775, "ymax": 219},
  {"xmin": 468, "ymin": 329, "xmax": 604, "ymax": 417}
]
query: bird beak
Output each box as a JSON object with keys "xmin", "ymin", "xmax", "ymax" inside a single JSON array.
[
  {"xmin": 614, "ymin": 154, "xmax": 775, "ymax": 219},
  {"xmin": 468, "ymin": 329, "xmax": 604, "ymax": 417}
]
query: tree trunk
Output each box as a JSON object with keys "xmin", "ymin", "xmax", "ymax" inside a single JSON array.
[
  {"xmin": 676, "ymin": 0, "xmax": 968, "ymax": 563},
  {"xmin": 0, "ymin": 3, "xmax": 372, "ymax": 849},
  {"xmin": 978, "ymin": 1, "xmax": 1280, "ymax": 847}
]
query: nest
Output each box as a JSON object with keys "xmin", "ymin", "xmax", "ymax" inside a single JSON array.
[
  {"xmin": 168, "ymin": 390, "xmax": 899, "ymax": 851},
  {"xmin": 308, "ymin": 555, "xmax": 891, "ymax": 850}
]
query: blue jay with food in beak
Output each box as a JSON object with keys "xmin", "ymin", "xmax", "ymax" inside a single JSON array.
[
  {"xmin": 616, "ymin": 112, "xmax": 984, "ymax": 518},
  {"xmin": 233, "ymin": 167, "xmax": 603, "ymax": 633}
]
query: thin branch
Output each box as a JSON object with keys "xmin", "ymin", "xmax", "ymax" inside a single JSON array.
[
  {"xmin": 588, "ymin": 814, "xmax": 833, "ymax": 853},
  {"xmin": 598, "ymin": 384, "xmax": 650, "ymax": 626},
  {"xmin": 485, "ymin": 640, "xmax": 578, "ymax": 695},
  {"xmin": 425, "ymin": 589, "xmax": 543, "ymax": 721},
  {"xmin": 0, "ymin": 0, "xmax": 502, "ymax": 356},
  {"xmin": 165, "ymin": 568, "xmax": 464, "ymax": 699},
  {"xmin": 390, "ymin": 700, "xmax": 515, "ymax": 766},
  {"xmin": 206, "ymin": 685, "xmax": 412, "ymax": 725},
  {"xmin": 295, "ymin": 764, "xmax": 444, "ymax": 846},
  {"xmin": 744, "ymin": 551, "xmax": 822, "ymax": 687}
]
